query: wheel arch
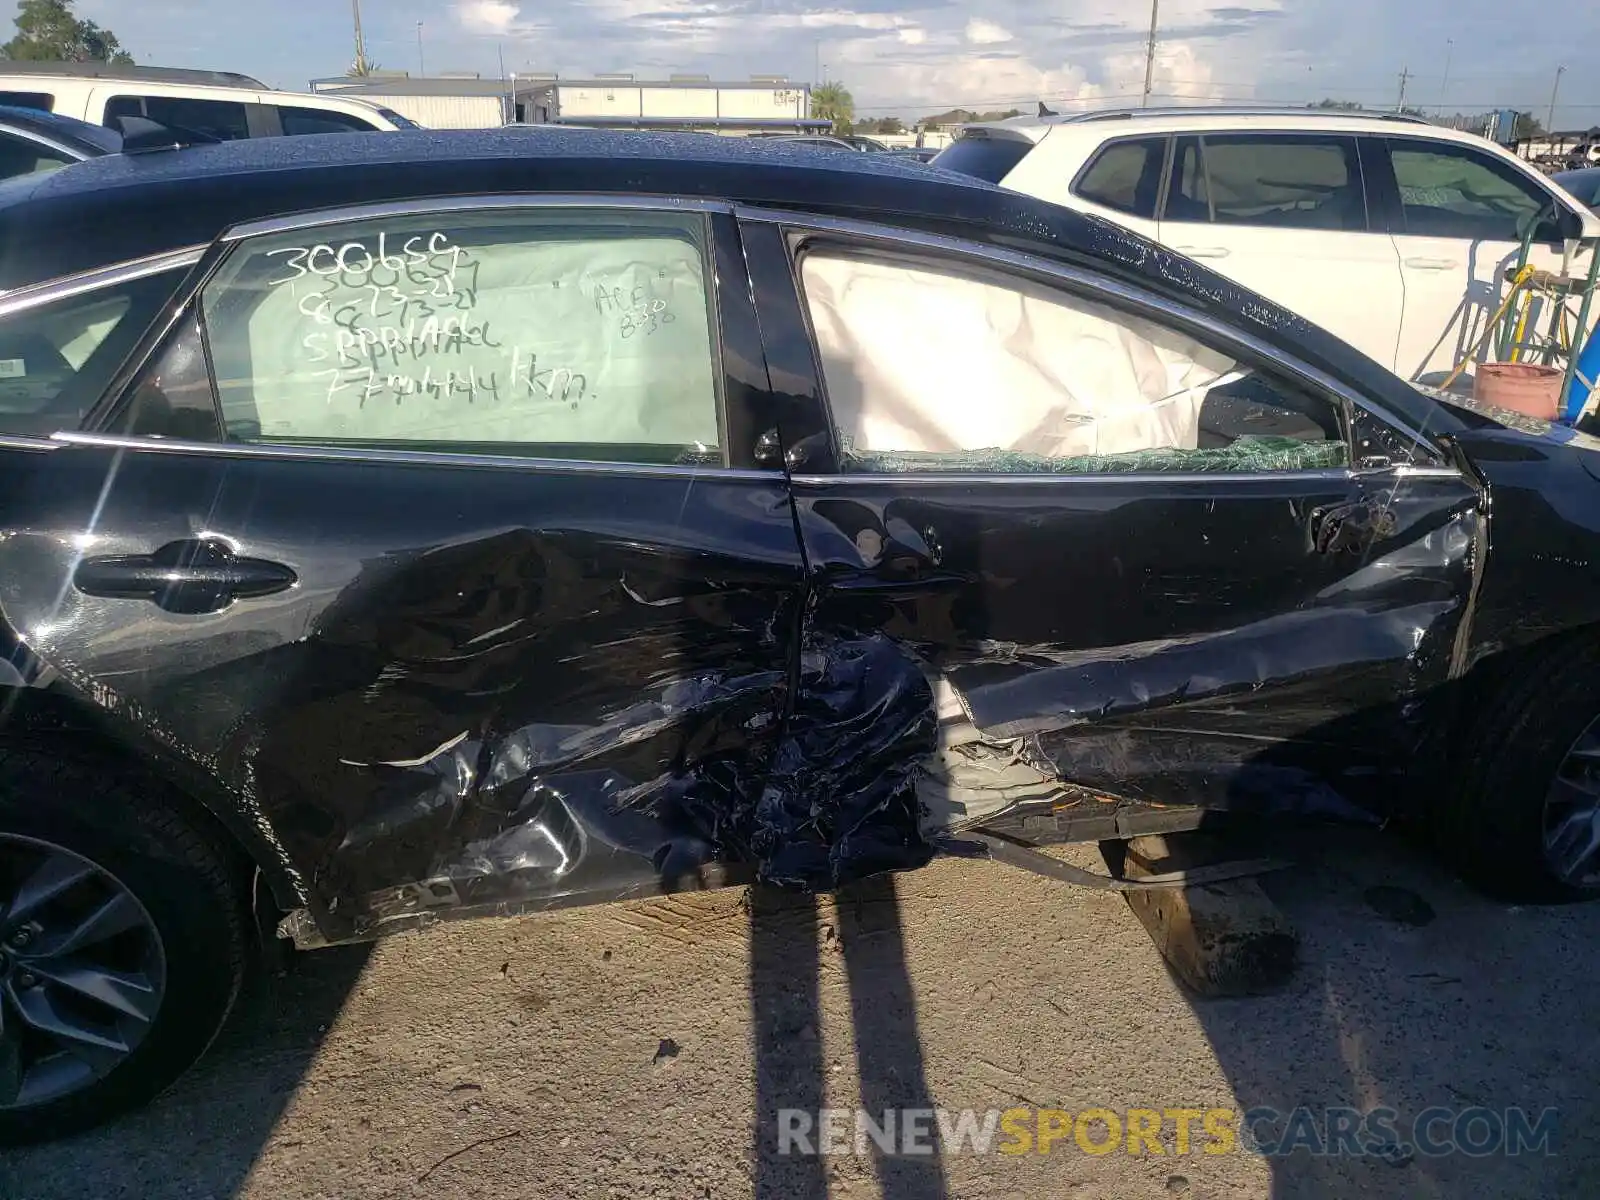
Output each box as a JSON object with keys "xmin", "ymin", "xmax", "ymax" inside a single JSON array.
[{"xmin": 0, "ymin": 684, "xmax": 306, "ymax": 913}]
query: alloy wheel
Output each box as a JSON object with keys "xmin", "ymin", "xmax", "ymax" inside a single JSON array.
[
  {"xmin": 1542, "ymin": 720, "xmax": 1600, "ymax": 889},
  {"xmin": 0, "ymin": 834, "xmax": 167, "ymax": 1110}
]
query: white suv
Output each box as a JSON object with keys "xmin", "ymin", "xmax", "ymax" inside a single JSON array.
[
  {"xmin": 0, "ymin": 63, "xmax": 416, "ymax": 143},
  {"xmin": 934, "ymin": 107, "xmax": 1600, "ymax": 383}
]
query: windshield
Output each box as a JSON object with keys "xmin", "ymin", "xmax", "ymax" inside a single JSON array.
[{"xmin": 931, "ymin": 134, "xmax": 1034, "ymax": 183}]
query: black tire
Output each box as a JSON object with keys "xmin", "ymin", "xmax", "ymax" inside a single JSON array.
[
  {"xmin": 1434, "ymin": 636, "xmax": 1600, "ymax": 904},
  {"xmin": 0, "ymin": 743, "xmax": 249, "ymax": 1145}
]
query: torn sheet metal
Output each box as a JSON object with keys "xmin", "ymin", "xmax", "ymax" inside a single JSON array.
[
  {"xmin": 754, "ymin": 630, "xmax": 937, "ymax": 888},
  {"xmin": 790, "ymin": 464, "xmax": 1484, "ymax": 841}
]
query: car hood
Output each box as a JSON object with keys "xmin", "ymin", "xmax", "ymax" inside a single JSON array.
[{"xmin": 1421, "ymin": 385, "xmax": 1600, "ymax": 483}]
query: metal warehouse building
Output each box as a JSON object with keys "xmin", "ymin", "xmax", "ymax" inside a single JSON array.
[{"xmin": 309, "ymin": 71, "xmax": 824, "ymax": 135}]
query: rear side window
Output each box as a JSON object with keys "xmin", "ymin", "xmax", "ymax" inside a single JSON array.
[
  {"xmin": 932, "ymin": 135, "xmax": 1033, "ymax": 183},
  {"xmin": 1165, "ymin": 134, "xmax": 1367, "ymax": 232},
  {"xmin": 1387, "ymin": 140, "xmax": 1562, "ymax": 242},
  {"xmin": 0, "ymin": 269, "xmax": 185, "ymax": 437},
  {"xmin": 0, "ymin": 92, "xmax": 54, "ymax": 112},
  {"xmin": 279, "ymin": 106, "xmax": 380, "ymax": 135},
  {"xmin": 198, "ymin": 210, "xmax": 724, "ymax": 464},
  {"xmin": 103, "ymin": 95, "xmax": 251, "ymax": 141},
  {"xmin": 0, "ymin": 131, "xmax": 76, "ymax": 182},
  {"xmin": 1073, "ymin": 137, "xmax": 1166, "ymax": 219}
]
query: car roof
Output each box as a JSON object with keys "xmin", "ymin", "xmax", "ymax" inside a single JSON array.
[
  {"xmin": 0, "ymin": 103, "xmax": 120, "ymax": 155},
  {"xmin": 962, "ymin": 106, "xmax": 1491, "ymax": 148},
  {"xmin": 0, "ymin": 126, "xmax": 1459, "ymax": 440}
]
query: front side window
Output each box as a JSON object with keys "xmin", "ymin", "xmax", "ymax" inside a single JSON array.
[
  {"xmin": 798, "ymin": 249, "xmax": 1347, "ymax": 474},
  {"xmin": 0, "ymin": 268, "xmax": 187, "ymax": 437},
  {"xmin": 279, "ymin": 106, "xmax": 380, "ymax": 136},
  {"xmin": 199, "ymin": 209, "xmax": 723, "ymax": 463},
  {"xmin": 103, "ymin": 95, "xmax": 251, "ymax": 141},
  {"xmin": 1165, "ymin": 134, "xmax": 1366, "ymax": 231},
  {"xmin": 1073, "ymin": 137, "xmax": 1166, "ymax": 219},
  {"xmin": 1388, "ymin": 139, "xmax": 1562, "ymax": 241}
]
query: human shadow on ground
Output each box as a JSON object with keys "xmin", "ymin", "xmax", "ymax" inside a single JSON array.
[
  {"xmin": 1183, "ymin": 822, "xmax": 1599, "ymax": 1199},
  {"xmin": 750, "ymin": 876, "xmax": 950, "ymax": 1200}
]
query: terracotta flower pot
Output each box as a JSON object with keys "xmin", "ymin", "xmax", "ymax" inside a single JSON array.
[{"xmin": 1474, "ymin": 362, "xmax": 1564, "ymax": 421}]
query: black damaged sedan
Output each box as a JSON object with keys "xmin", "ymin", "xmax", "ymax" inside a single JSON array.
[{"xmin": 1, "ymin": 129, "xmax": 1600, "ymax": 1140}]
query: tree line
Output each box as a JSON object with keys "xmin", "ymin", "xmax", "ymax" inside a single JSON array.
[
  {"xmin": 810, "ymin": 83, "xmax": 1024, "ymax": 136},
  {"xmin": 1, "ymin": 0, "xmax": 133, "ymax": 64}
]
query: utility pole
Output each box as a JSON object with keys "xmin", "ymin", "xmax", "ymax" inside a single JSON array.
[
  {"xmin": 1547, "ymin": 64, "xmax": 1565, "ymax": 137},
  {"xmin": 1141, "ymin": 0, "xmax": 1160, "ymax": 107},
  {"xmin": 1395, "ymin": 65, "xmax": 1410, "ymax": 112},
  {"xmin": 350, "ymin": 0, "xmax": 369, "ymax": 75},
  {"xmin": 417, "ymin": 22, "xmax": 425, "ymax": 78},
  {"xmin": 1437, "ymin": 39, "xmax": 1452, "ymax": 116}
]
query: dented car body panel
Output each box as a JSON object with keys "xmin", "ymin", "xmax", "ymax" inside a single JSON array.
[
  {"xmin": 0, "ymin": 131, "xmax": 1599, "ymax": 946},
  {"xmin": 787, "ymin": 472, "xmax": 1482, "ymax": 830}
]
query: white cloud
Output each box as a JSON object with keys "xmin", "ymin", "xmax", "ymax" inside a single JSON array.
[
  {"xmin": 436, "ymin": 0, "xmax": 1278, "ymax": 115},
  {"xmin": 798, "ymin": 10, "xmax": 907, "ymax": 30},
  {"xmin": 1100, "ymin": 41, "xmax": 1231, "ymax": 102},
  {"xmin": 455, "ymin": 0, "xmax": 521, "ymax": 36},
  {"xmin": 964, "ymin": 18, "xmax": 1013, "ymax": 45}
]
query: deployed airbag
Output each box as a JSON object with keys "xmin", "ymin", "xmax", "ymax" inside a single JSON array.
[{"xmin": 800, "ymin": 252, "xmax": 1241, "ymax": 460}]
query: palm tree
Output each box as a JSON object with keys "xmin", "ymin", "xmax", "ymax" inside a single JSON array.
[{"xmin": 811, "ymin": 81, "xmax": 854, "ymax": 134}]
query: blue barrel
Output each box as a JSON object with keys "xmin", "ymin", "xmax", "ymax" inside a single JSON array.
[{"xmin": 1565, "ymin": 326, "xmax": 1600, "ymax": 423}]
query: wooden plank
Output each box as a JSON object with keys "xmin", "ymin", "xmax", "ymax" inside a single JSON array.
[{"xmin": 1118, "ymin": 833, "xmax": 1299, "ymax": 997}]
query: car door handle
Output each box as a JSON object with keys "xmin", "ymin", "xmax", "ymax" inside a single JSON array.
[
  {"xmin": 74, "ymin": 537, "xmax": 297, "ymax": 614},
  {"xmin": 1174, "ymin": 246, "xmax": 1230, "ymax": 259},
  {"xmin": 1310, "ymin": 501, "xmax": 1397, "ymax": 555},
  {"xmin": 1403, "ymin": 257, "xmax": 1457, "ymax": 271}
]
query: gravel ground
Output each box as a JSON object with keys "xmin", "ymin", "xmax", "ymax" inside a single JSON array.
[{"xmin": 4, "ymin": 826, "xmax": 1596, "ymax": 1200}]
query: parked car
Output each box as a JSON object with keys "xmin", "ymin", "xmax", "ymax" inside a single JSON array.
[
  {"xmin": 1553, "ymin": 166, "xmax": 1600, "ymax": 212},
  {"xmin": 0, "ymin": 103, "xmax": 120, "ymax": 182},
  {"xmin": 933, "ymin": 106, "xmax": 1600, "ymax": 384},
  {"xmin": 0, "ymin": 61, "xmax": 416, "ymax": 141},
  {"xmin": 4, "ymin": 129, "xmax": 1600, "ymax": 1142}
]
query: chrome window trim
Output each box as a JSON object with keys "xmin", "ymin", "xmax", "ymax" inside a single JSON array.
[
  {"xmin": 0, "ymin": 122, "xmax": 93, "ymax": 164},
  {"xmin": 733, "ymin": 204, "xmax": 1453, "ymax": 468},
  {"xmin": 0, "ymin": 244, "xmax": 207, "ymax": 320},
  {"xmin": 0, "ymin": 433, "xmax": 61, "ymax": 451},
  {"xmin": 222, "ymin": 194, "xmax": 735, "ymax": 242},
  {"xmin": 791, "ymin": 464, "xmax": 1463, "ymax": 487},
  {"xmin": 51, "ymin": 430, "xmax": 778, "ymax": 480}
]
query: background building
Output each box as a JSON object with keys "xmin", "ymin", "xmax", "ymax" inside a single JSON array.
[{"xmin": 309, "ymin": 71, "xmax": 824, "ymax": 135}]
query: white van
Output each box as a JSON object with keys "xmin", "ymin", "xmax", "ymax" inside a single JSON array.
[{"xmin": 0, "ymin": 63, "xmax": 416, "ymax": 141}]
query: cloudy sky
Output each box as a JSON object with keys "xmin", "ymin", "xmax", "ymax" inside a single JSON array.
[{"xmin": 53, "ymin": 0, "xmax": 1600, "ymax": 123}]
